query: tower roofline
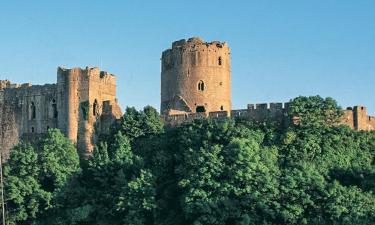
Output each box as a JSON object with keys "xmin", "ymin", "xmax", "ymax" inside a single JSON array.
[{"xmin": 168, "ymin": 37, "xmax": 228, "ymax": 50}]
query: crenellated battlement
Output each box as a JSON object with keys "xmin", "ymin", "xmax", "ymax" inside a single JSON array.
[
  {"xmin": 0, "ymin": 80, "xmax": 33, "ymax": 90},
  {"xmin": 57, "ymin": 66, "xmax": 116, "ymax": 86},
  {"xmin": 163, "ymin": 102, "xmax": 289, "ymax": 126},
  {"xmin": 169, "ymin": 37, "xmax": 228, "ymax": 50},
  {"xmin": 163, "ymin": 102, "xmax": 375, "ymax": 131},
  {"xmin": 162, "ymin": 37, "xmax": 230, "ymax": 73},
  {"xmin": 246, "ymin": 102, "xmax": 290, "ymax": 110}
]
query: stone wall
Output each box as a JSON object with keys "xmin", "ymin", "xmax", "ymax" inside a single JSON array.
[
  {"xmin": 161, "ymin": 37, "xmax": 231, "ymax": 115},
  {"xmin": 0, "ymin": 67, "xmax": 122, "ymax": 159},
  {"xmin": 163, "ymin": 102, "xmax": 375, "ymax": 131},
  {"xmin": 341, "ymin": 106, "xmax": 375, "ymax": 131},
  {"xmin": 163, "ymin": 102, "xmax": 289, "ymax": 126}
]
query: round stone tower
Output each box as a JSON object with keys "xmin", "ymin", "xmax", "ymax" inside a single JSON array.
[{"xmin": 161, "ymin": 37, "xmax": 231, "ymax": 115}]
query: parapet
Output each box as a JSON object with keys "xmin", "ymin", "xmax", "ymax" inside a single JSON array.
[
  {"xmin": 163, "ymin": 102, "xmax": 290, "ymax": 126},
  {"xmin": 166, "ymin": 37, "xmax": 228, "ymax": 52},
  {"xmin": 0, "ymin": 80, "xmax": 11, "ymax": 89},
  {"xmin": 163, "ymin": 102, "xmax": 375, "ymax": 132},
  {"xmin": 0, "ymin": 80, "xmax": 22, "ymax": 89},
  {"xmin": 247, "ymin": 102, "xmax": 289, "ymax": 111},
  {"xmin": 162, "ymin": 37, "xmax": 230, "ymax": 73},
  {"xmin": 57, "ymin": 66, "xmax": 116, "ymax": 85}
]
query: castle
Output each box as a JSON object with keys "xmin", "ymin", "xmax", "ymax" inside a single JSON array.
[
  {"xmin": 161, "ymin": 37, "xmax": 231, "ymax": 115},
  {"xmin": 0, "ymin": 67, "xmax": 122, "ymax": 159},
  {"xmin": 0, "ymin": 37, "xmax": 374, "ymax": 158},
  {"xmin": 160, "ymin": 37, "xmax": 375, "ymax": 131}
]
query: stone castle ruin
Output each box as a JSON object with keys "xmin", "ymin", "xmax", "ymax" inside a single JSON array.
[
  {"xmin": 0, "ymin": 37, "xmax": 374, "ymax": 158},
  {"xmin": 0, "ymin": 67, "xmax": 122, "ymax": 159},
  {"xmin": 161, "ymin": 37, "xmax": 231, "ymax": 115},
  {"xmin": 163, "ymin": 101, "xmax": 375, "ymax": 131},
  {"xmin": 161, "ymin": 37, "xmax": 375, "ymax": 131}
]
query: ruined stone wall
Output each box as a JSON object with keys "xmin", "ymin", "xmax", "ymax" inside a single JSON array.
[
  {"xmin": 0, "ymin": 67, "xmax": 122, "ymax": 159},
  {"xmin": 0, "ymin": 89, "xmax": 19, "ymax": 159},
  {"xmin": 342, "ymin": 106, "xmax": 375, "ymax": 131},
  {"xmin": 85, "ymin": 67, "xmax": 121, "ymax": 157},
  {"xmin": 163, "ymin": 102, "xmax": 375, "ymax": 132},
  {"xmin": 57, "ymin": 67, "xmax": 122, "ymax": 158},
  {"xmin": 163, "ymin": 102, "xmax": 289, "ymax": 126},
  {"xmin": 0, "ymin": 82, "xmax": 58, "ymax": 158},
  {"xmin": 161, "ymin": 37, "xmax": 231, "ymax": 115}
]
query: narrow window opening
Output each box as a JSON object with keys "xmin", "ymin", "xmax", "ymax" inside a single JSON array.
[
  {"xmin": 220, "ymin": 106, "xmax": 224, "ymax": 111},
  {"xmin": 47, "ymin": 126, "xmax": 50, "ymax": 130},
  {"xmin": 198, "ymin": 80, "xmax": 205, "ymax": 91},
  {"xmin": 218, "ymin": 57, "xmax": 222, "ymax": 66},
  {"xmin": 196, "ymin": 106, "xmax": 206, "ymax": 113},
  {"xmin": 52, "ymin": 99, "xmax": 58, "ymax": 118},
  {"xmin": 31, "ymin": 127, "xmax": 35, "ymax": 133},
  {"xmin": 31, "ymin": 102, "xmax": 36, "ymax": 120},
  {"xmin": 93, "ymin": 99, "xmax": 98, "ymax": 116}
]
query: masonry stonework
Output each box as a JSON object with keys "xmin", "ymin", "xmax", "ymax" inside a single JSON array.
[
  {"xmin": 161, "ymin": 38, "xmax": 374, "ymax": 131},
  {"xmin": 0, "ymin": 67, "xmax": 122, "ymax": 159},
  {"xmin": 1, "ymin": 37, "xmax": 374, "ymax": 159},
  {"xmin": 163, "ymin": 102, "xmax": 375, "ymax": 131},
  {"xmin": 161, "ymin": 37, "xmax": 231, "ymax": 115}
]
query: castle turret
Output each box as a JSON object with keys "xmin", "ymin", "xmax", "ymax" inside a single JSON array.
[
  {"xmin": 161, "ymin": 37, "xmax": 231, "ymax": 115},
  {"xmin": 57, "ymin": 67, "xmax": 121, "ymax": 158}
]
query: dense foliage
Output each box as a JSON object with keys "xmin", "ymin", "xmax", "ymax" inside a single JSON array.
[
  {"xmin": 4, "ymin": 129, "xmax": 80, "ymax": 225},
  {"xmin": 3, "ymin": 97, "xmax": 375, "ymax": 225}
]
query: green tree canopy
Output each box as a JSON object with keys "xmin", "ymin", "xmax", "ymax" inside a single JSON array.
[
  {"xmin": 4, "ymin": 129, "xmax": 80, "ymax": 225},
  {"xmin": 4, "ymin": 99, "xmax": 375, "ymax": 225},
  {"xmin": 288, "ymin": 96, "xmax": 343, "ymax": 127}
]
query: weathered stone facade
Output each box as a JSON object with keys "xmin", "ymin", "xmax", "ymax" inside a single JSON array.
[
  {"xmin": 342, "ymin": 106, "xmax": 375, "ymax": 131},
  {"xmin": 1, "ymin": 37, "xmax": 374, "ymax": 160},
  {"xmin": 0, "ymin": 67, "xmax": 122, "ymax": 159},
  {"xmin": 161, "ymin": 37, "xmax": 231, "ymax": 115},
  {"xmin": 163, "ymin": 102, "xmax": 375, "ymax": 131},
  {"xmin": 161, "ymin": 37, "xmax": 374, "ymax": 131}
]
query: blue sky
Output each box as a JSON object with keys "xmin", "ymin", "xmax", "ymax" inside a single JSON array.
[{"xmin": 0, "ymin": 0, "xmax": 374, "ymax": 114}]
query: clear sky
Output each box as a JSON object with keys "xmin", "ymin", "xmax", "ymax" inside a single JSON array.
[{"xmin": 0, "ymin": 0, "xmax": 374, "ymax": 114}]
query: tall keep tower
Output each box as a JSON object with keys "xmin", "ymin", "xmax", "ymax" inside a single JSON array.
[{"xmin": 161, "ymin": 37, "xmax": 231, "ymax": 115}]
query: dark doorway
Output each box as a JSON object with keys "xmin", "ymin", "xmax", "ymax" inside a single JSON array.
[{"xmin": 196, "ymin": 106, "xmax": 206, "ymax": 113}]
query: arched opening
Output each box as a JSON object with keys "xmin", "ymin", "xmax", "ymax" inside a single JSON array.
[
  {"xmin": 52, "ymin": 99, "xmax": 58, "ymax": 118},
  {"xmin": 31, "ymin": 127, "xmax": 35, "ymax": 133},
  {"xmin": 31, "ymin": 102, "xmax": 36, "ymax": 120},
  {"xmin": 220, "ymin": 105, "xmax": 224, "ymax": 111},
  {"xmin": 196, "ymin": 106, "xmax": 206, "ymax": 113},
  {"xmin": 218, "ymin": 57, "xmax": 222, "ymax": 66},
  {"xmin": 198, "ymin": 80, "xmax": 205, "ymax": 91},
  {"xmin": 93, "ymin": 99, "xmax": 98, "ymax": 116}
]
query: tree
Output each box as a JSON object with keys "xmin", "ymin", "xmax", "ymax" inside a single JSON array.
[
  {"xmin": 37, "ymin": 129, "xmax": 80, "ymax": 192},
  {"xmin": 115, "ymin": 106, "xmax": 163, "ymax": 142},
  {"xmin": 4, "ymin": 143, "xmax": 51, "ymax": 224},
  {"xmin": 5, "ymin": 97, "xmax": 375, "ymax": 225},
  {"xmin": 4, "ymin": 129, "xmax": 80, "ymax": 225},
  {"xmin": 288, "ymin": 96, "xmax": 343, "ymax": 127},
  {"xmin": 48, "ymin": 129, "xmax": 156, "ymax": 225}
]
